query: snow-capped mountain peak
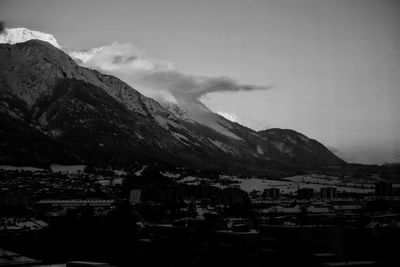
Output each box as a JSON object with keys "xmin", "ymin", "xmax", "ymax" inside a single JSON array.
[{"xmin": 0, "ymin": 28, "xmax": 60, "ymax": 48}]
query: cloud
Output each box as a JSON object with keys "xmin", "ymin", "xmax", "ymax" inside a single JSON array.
[
  {"xmin": 70, "ymin": 42, "xmax": 269, "ymax": 103},
  {"xmin": 69, "ymin": 42, "xmax": 172, "ymax": 74},
  {"xmin": 387, "ymin": 155, "xmax": 400, "ymax": 164},
  {"xmin": 69, "ymin": 42, "xmax": 271, "ymax": 132},
  {"xmin": 135, "ymin": 70, "xmax": 270, "ymax": 104}
]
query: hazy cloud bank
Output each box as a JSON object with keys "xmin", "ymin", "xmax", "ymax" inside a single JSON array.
[{"xmin": 69, "ymin": 42, "xmax": 270, "ymax": 122}]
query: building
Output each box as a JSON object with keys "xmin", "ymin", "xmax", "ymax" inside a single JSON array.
[
  {"xmin": 36, "ymin": 199, "xmax": 115, "ymax": 208},
  {"xmin": 0, "ymin": 192, "xmax": 32, "ymax": 207},
  {"xmin": 66, "ymin": 261, "xmax": 111, "ymax": 267},
  {"xmin": 320, "ymin": 187, "xmax": 337, "ymax": 199},
  {"xmin": 375, "ymin": 181, "xmax": 392, "ymax": 196},
  {"xmin": 129, "ymin": 188, "xmax": 142, "ymax": 205},
  {"xmin": 263, "ymin": 188, "xmax": 280, "ymax": 199},
  {"xmin": 297, "ymin": 188, "xmax": 314, "ymax": 199}
]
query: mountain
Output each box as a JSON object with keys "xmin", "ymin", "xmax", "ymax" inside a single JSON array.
[
  {"xmin": 0, "ymin": 39, "xmax": 345, "ymax": 176},
  {"xmin": 258, "ymin": 128, "xmax": 344, "ymax": 168}
]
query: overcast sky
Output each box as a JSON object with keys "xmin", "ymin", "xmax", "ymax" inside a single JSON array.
[{"xmin": 1, "ymin": 0, "xmax": 399, "ymax": 164}]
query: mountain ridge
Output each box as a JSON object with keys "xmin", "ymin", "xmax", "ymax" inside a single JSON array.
[{"xmin": 0, "ymin": 39, "xmax": 345, "ymax": 176}]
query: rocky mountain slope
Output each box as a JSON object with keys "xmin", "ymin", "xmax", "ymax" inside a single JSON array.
[
  {"xmin": 0, "ymin": 40, "xmax": 345, "ymax": 175},
  {"xmin": 258, "ymin": 128, "xmax": 344, "ymax": 168}
]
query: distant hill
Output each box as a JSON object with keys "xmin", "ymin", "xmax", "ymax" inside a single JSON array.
[{"xmin": 258, "ymin": 128, "xmax": 345, "ymax": 168}]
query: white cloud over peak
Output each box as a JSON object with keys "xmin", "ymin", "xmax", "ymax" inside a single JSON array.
[
  {"xmin": 69, "ymin": 42, "xmax": 173, "ymax": 73},
  {"xmin": 68, "ymin": 41, "xmax": 271, "ymax": 130}
]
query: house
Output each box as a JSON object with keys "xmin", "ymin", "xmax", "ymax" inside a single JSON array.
[{"xmin": 321, "ymin": 187, "xmax": 337, "ymax": 199}]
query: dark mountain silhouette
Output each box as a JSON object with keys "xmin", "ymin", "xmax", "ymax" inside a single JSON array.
[{"xmin": 0, "ymin": 40, "xmax": 345, "ymax": 175}]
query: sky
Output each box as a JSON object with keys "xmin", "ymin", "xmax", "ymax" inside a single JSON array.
[{"xmin": 1, "ymin": 0, "xmax": 399, "ymax": 164}]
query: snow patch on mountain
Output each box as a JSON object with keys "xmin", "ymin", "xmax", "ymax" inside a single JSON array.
[
  {"xmin": 191, "ymin": 110, "xmax": 242, "ymax": 140},
  {"xmin": 7, "ymin": 110, "xmax": 23, "ymax": 120},
  {"xmin": 217, "ymin": 111, "xmax": 237, "ymax": 123},
  {"xmin": 49, "ymin": 129, "xmax": 63, "ymax": 138},
  {"xmin": 208, "ymin": 139, "xmax": 238, "ymax": 155},
  {"xmin": 172, "ymin": 132, "xmax": 190, "ymax": 145},
  {"xmin": 153, "ymin": 114, "xmax": 184, "ymax": 131},
  {"xmin": 161, "ymin": 101, "xmax": 191, "ymax": 121},
  {"xmin": 286, "ymin": 136, "xmax": 298, "ymax": 144},
  {"xmin": 256, "ymin": 145, "xmax": 264, "ymax": 155},
  {"xmin": 298, "ymin": 134, "xmax": 310, "ymax": 143},
  {"xmin": 69, "ymin": 47, "xmax": 104, "ymax": 63},
  {"xmin": 211, "ymin": 122, "xmax": 241, "ymax": 140},
  {"xmin": 37, "ymin": 112, "xmax": 48, "ymax": 126},
  {"xmin": 274, "ymin": 142, "xmax": 292, "ymax": 154},
  {"xmin": 0, "ymin": 28, "xmax": 60, "ymax": 48}
]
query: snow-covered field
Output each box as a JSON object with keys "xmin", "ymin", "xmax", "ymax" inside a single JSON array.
[
  {"xmin": 176, "ymin": 176, "xmax": 199, "ymax": 185},
  {"xmin": 114, "ymin": 170, "xmax": 127, "ymax": 176},
  {"xmin": 172, "ymin": 174, "xmax": 380, "ymax": 195},
  {"xmin": 0, "ymin": 165, "xmax": 45, "ymax": 172},
  {"xmin": 0, "ymin": 164, "xmax": 87, "ymax": 174},
  {"xmin": 230, "ymin": 178, "xmax": 294, "ymax": 194},
  {"xmin": 231, "ymin": 175, "xmax": 376, "ymax": 194},
  {"xmin": 1, "ymin": 163, "xmax": 398, "ymax": 195},
  {"xmin": 284, "ymin": 175, "xmax": 339, "ymax": 185},
  {"xmin": 134, "ymin": 165, "xmax": 148, "ymax": 176},
  {"xmin": 0, "ymin": 164, "xmax": 130, "ymax": 178},
  {"xmin": 50, "ymin": 164, "xmax": 87, "ymax": 174}
]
